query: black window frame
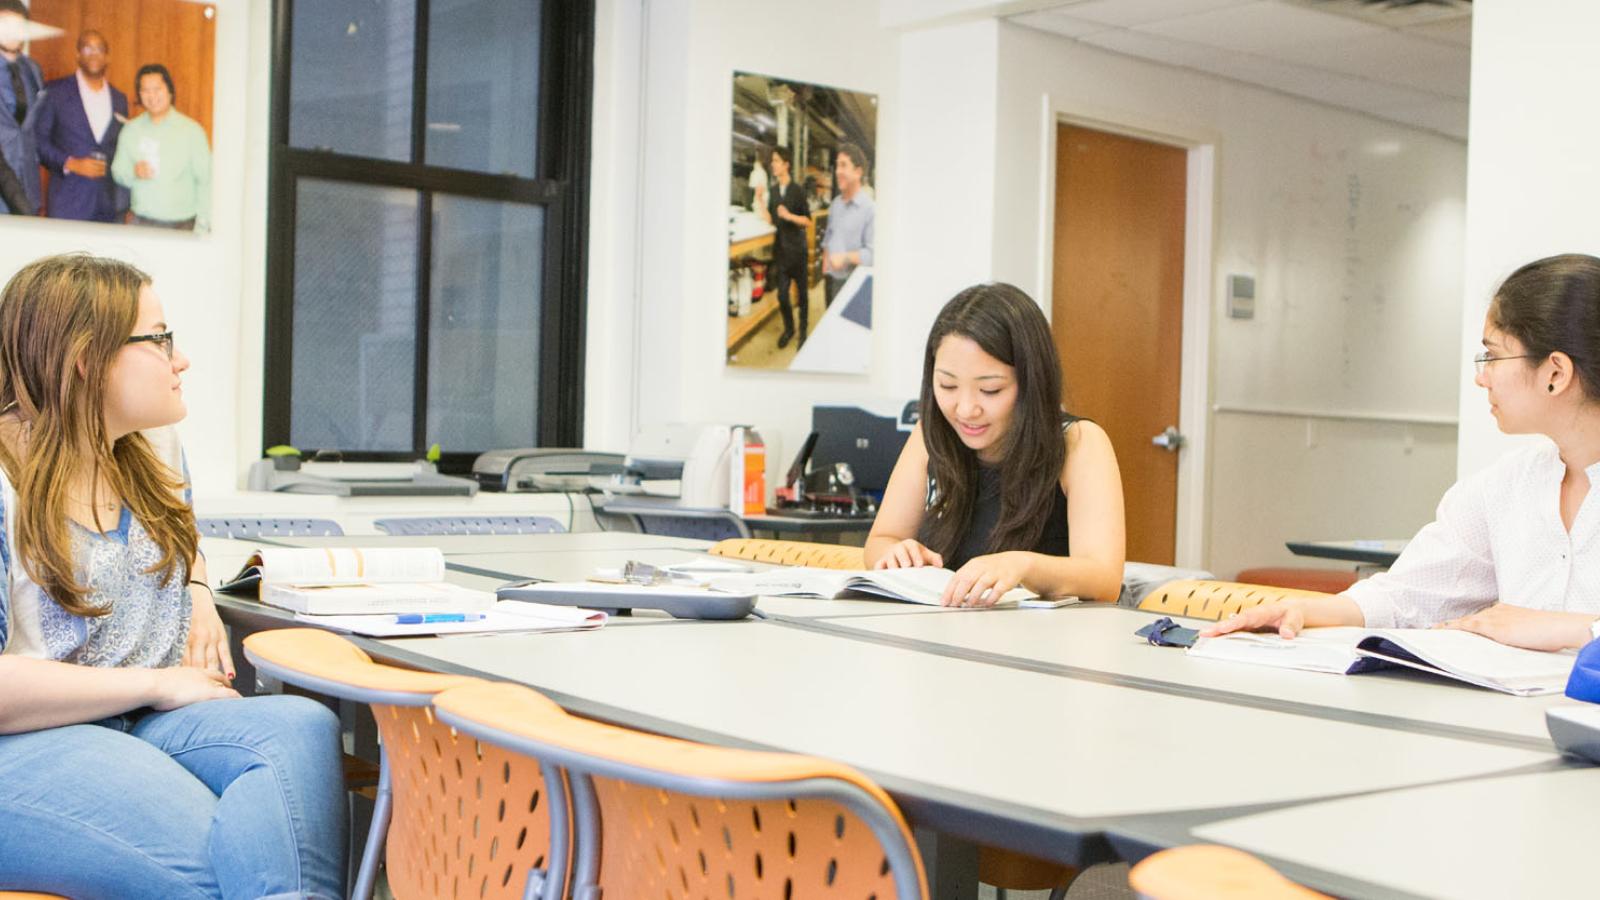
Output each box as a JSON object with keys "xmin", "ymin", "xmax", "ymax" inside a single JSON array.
[{"xmin": 264, "ymin": 0, "xmax": 593, "ymax": 473}]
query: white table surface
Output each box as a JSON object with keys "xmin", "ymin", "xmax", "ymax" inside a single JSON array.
[
  {"xmin": 812, "ymin": 605, "xmax": 1567, "ymax": 744},
  {"xmin": 1189, "ymin": 766, "xmax": 1598, "ymax": 900},
  {"xmin": 256, "ymin": 532, "xmax": 713, "ymax": 554},
  {"xmin": 374, "ymin": 621, "xmax": 1551, "ymax": 822}
]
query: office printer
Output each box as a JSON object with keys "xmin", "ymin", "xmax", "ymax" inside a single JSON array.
[
  {"xmin": 246, "ymin": 456, "xmax": 478, "ymax": 496},
  {"xmin": 615, "ymin": 424, "xmax": 737, "ymax": 507},
  {"xmin": 472, "ymin": 448, "xmax": 625, "ymax": 492}
]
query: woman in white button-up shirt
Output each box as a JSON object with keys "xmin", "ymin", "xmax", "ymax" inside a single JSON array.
[{"xmin": 1211, "ymin": 253, "xmax": 1600, "ymax": 652}]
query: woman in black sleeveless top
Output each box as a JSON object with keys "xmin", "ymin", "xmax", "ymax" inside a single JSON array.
[{"xmin": 864, "ymin": 283, "xmax": 1125, "ymax": 605}]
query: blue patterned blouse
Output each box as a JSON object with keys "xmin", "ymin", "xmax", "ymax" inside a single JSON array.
[{"xmin": 0, "ymin": 467, "xmax": 191, "ymax": 667}]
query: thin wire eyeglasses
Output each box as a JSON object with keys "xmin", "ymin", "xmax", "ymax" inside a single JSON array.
[
  {"xmin": 126, "ymin": 330, "xmax": 175, "ymax": 360},
  {"xmin": 1472, "ymin": 351, "xmax": 1541, "ymax": 375}
]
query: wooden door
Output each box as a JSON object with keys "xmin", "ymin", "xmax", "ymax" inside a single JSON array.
[{"xmin": 1052, "ymin": 124, "xmax": 1186, "ymax": 565}]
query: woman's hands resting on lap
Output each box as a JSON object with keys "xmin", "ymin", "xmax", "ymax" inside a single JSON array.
[{"xmin": 149, "ymin": 666, "xmax": 240, "ymax": 710}]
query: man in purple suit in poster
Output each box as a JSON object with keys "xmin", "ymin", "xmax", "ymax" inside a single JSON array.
[{"xmin": 34, "ymin": 29, "xmax": 128, "ymax": 222}]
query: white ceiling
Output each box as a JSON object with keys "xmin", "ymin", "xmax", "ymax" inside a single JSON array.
[{"xmin": 1008, "ymin": 0, "xmax": 1471, "ymax": 139}]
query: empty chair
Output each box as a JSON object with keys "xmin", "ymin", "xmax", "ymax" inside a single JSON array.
[
  {"xmin": 1129, "ymin": 845, "xmax": 1327, "ymax": 899},
  {"xmin": 433, "ymin": 681, "xmax": 929, "ymax": 900},
  {"xmin": 1138, "ymin": 579, "xmax": 1334, "ymax": 622},
  {"xmin": 242, "ymin": 629, "xmax": 566, "ymax": 900},
  {"xmin": 373, "ymin": 515, "xmax": 566, "ymax": 536},
  {"xmin": 711, "ymin": 537, "xmax": 865, "ymax": 569},
  {"xmin": 195, "ymin": 517, "xmax": 344, "ymax": 538},
  {"xmin": 1234, "ymin": 566, "xmax": 1359, "ymax": 594}
]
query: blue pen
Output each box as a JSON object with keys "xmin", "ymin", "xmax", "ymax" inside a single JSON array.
[{"xmin": 392, "ymin": 613, "xmax": 487, "ymax": 625}]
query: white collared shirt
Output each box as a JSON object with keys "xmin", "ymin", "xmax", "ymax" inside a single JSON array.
[
  {"xmin": 1346, "ymin": 439, "xmax": 1600, "ymax": 629},
  {"xmin": 76, "ymin": 70, "xmax": 112, "ymax": 143}
]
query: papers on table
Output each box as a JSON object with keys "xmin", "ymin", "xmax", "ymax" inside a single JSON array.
[{"xmin": 294, "ymin": 600, "xmax": 607, "ymax": 637}]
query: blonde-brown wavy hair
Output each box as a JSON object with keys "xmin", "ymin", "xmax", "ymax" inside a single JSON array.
[{"xmin": 0, "ymin": 254, "xmax": 197, "ymax": 616}]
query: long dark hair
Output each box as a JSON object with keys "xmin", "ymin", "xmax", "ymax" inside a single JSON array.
[
  {"xmin": 1491, "ymin": 254, "xmax": 1600, "ymax": 399},
  {"xmin": 920, "ymin": 283, "xmax": 1065, "ymax": 561}
]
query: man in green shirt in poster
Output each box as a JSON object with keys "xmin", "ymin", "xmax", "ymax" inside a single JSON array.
[{"xmin": 112, "ymin": 64, "xmax": 210, "ymax": 231}]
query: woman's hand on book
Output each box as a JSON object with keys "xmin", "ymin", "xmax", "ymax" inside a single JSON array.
[
  {"xmin": 1204, "ymin": 600, "xmax": 1312, "ymax": 638},
  {"xmin": 1436, "ymin": 603, "xmax": 1594, "ymax": 652},
  {"xmin": 149, "ymin": 667, "xmax": 241, "ymax": 710},
  {"xmin": 873, "ymin": 539, "xmax": 943, "ymax": 571},
  {"xmin": 1203, "ymin": 594, "xmax": 1364, "ymax": 638},
  {"xmin": 941, "ymin": 551, "xmax": 1031, "ymax": 608}
]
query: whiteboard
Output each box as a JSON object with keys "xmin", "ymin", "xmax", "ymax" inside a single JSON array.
[{"xmin": 1211, "ymin": 132, "xmax": 1467, "ymax": 421}]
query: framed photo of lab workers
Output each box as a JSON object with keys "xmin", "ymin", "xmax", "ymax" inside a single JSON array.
[{"xmin": 726, "ymin": 71, "xmax": 877, "ymax": 374}]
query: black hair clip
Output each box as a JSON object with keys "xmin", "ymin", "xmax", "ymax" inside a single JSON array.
[{"xmin": 1134, "ymin": 616, "xmax": 1199, "ymax": 648}]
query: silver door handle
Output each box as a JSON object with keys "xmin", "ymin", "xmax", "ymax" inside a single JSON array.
[{"xmin": 1151, "ymin": 426, "xmax": 1185, "ymax": 451}]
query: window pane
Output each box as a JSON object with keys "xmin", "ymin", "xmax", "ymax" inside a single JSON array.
[
  {"xmin": 425, "ymin": 196, "xmax": 544, "ymax": 450},
  {"xmin": 291, "ymin": 180, "xmax": 420, "ymax": 452},
  {"xmin": 425, "ymin": 0, "xmax": 541, "ymax": 177},
  {"xmin": 290, "ymin": 0, "xmax": 415, "ymax": 161}
]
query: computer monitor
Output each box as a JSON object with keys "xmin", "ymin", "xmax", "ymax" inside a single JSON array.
[{"xmin": 810, "ymin": 402, "xmax": 915, "ymax": 495}]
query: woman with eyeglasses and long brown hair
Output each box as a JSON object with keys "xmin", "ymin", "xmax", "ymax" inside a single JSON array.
[
  {"xmin": 0, "ymin": 254, "xmax": 346, "ymax": 898},
  {"xmin": 1209, "ymin": 253, "xmax": 1600, "ymax": 651},
  {"xmin": 865, "ymin": 282, "xmax": 1127, "ymax": 606}
]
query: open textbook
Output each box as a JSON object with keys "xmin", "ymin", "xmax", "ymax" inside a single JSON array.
[
  {"xmin": 704, "ymin": 566, "xmax": 1063, "ymax": 607},
  {"xmin": 220, "ymin": 547, "xmax": 493, "ymax": 616},
  {"xmin": 1188, "ymin": 626, "xmax": 1576, "ymax": 696}
]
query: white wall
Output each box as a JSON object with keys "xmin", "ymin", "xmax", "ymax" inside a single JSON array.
[
  {"xmin": 1455, "ymin": 0, "xmax": 1600, "ymax": 478},
  {"xmin": 988, "ymin": 23, "xmax": 1469, "ymax": 577},
  {"xmin": 0, "ymin": 1, "xmax": 263, "ymax": 499},
  {"xmin": 588, "ymin": 0, "xmax": 916, "ymax": 472},
  {"xmin": 587, "ymin": 8, "xmax": 1472, "ymax": 575}
]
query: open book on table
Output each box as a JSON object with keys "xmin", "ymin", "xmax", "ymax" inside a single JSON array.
[
  {"xmin": 1187, "ymin": 626, "xmax": 1575, "ymax": 696},
  {"xmin": 219, "ymin": 547, "xmax": 493, "ymax": 616},
  {"xmin": 704, "ymin": 566, "xmax": 1068, "ymax": 607}
]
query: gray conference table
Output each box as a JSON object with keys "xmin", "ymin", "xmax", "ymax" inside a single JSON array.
[
  {"xmin": 361, "ymin": 615, "xmax": 1562, "ymax": 898},
  {"xmin": 206, "ymin": 533, "xmax": 1586, "ymax": 897},
  {"xmin": 1175, "ymin": 765, "xmax": 1597, "ymax": 899}
]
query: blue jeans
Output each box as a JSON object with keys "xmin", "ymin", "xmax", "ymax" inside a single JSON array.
[{"xmin": 0, "ymin": 694, "xmax": 347, "ymax": 899}]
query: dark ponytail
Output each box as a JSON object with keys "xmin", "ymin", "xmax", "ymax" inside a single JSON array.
[{"xmin": 1490, "ymin": 254, "xmax": 1600, "ymax": 399}]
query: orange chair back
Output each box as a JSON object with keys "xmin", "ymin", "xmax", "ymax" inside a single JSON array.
[
  {"xmin": 589, "ymin": 778, "xmax": 904, "ymax": 897},
  {"xmin": 243, "ymin": 629, "xmax": 565, "ymax": 900},
  {"xmin": 1138, "ymin": 579, "xmax": 1335, "ymax": 622},
  {"xmin": 1129, "ymin": 845, "xmax": 1328, "ymax": 899},
  {"xmin": 434, "ymin": 681, "xmax": 929, "ymax": 900},
  {"xmin": 711, "ymin": 538, "xmax": 865, "ymax": 570},
  {"xmin": 377, "ymin": 704, "xmax": 561, "ymax": 900}
]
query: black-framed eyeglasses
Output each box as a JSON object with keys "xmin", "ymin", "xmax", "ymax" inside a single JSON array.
[{"xmin": 126, "ymin": 330, "xmax": 175, "ymax": 360}]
